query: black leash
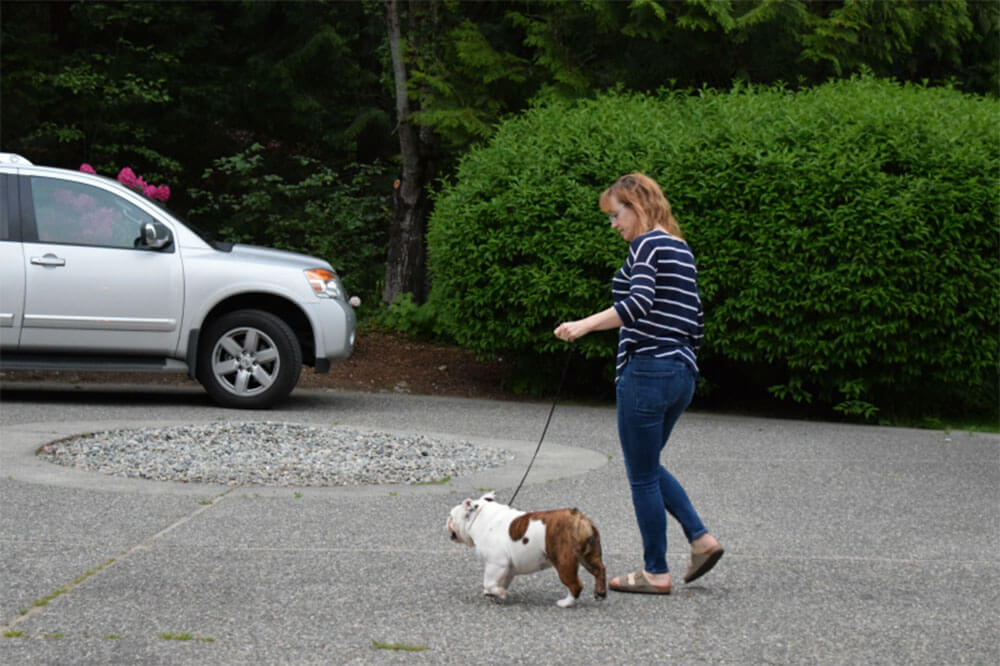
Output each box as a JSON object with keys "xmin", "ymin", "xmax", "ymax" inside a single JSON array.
[{"xmin": 507, "ymin": 344, "xmax": 573, "ymax": 507}]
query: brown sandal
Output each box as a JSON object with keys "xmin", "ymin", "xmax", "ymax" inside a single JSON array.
[
  {"xmin": 684, "ymin": 546, "xmax": 724, "ymax": 584},
  {"xmin": 609, "ymin": 569, "xmax": 671, "ymax": 595}
]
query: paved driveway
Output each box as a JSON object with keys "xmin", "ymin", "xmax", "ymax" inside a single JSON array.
[{"xmin": 1, "ymin": 382, "xmax": 997, "ymax": 664}]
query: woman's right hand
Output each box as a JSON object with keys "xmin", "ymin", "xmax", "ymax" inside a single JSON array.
[
  {"xmin": 554, "ymin": 320, "xmax": 587, "ymax": 343},
  {"xmin": 554, "ymin": 307, "xmax": 623, "ymax": 343}
]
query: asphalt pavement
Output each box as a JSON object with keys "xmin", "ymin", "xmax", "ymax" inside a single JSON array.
[{"xmin": 1, "ymin": 381, "xmax": 997, "ymax": 665}]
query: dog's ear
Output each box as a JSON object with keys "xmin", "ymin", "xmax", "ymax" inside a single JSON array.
[
  {"xmin": 482, "ymin": 491, "xmax": 496, "ymax": 502},
  {"xmin": 463, "ymin": 498, "xmax": 481, "ymax": 518}
]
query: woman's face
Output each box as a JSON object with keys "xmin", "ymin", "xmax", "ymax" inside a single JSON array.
[{"xmin": 606, "ymin": 194, "xmax": 640, "ymax": 242}]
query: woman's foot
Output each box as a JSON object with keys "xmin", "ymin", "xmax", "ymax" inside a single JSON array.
[
  {"xmin": 610, "ymin": 569, "xmax": 671, "ymax": 594},
  {"xmin": 685, "ymin": 534, "xmax": 724, "ymax": 583},
  {"xmin": 691, "ymin": 533, "xmax": 721, "ymax": 556}
]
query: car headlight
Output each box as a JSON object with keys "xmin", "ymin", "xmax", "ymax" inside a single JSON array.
[{"xmin": 304, "ymin": 269, "xmax": 344, "ymax": 300}]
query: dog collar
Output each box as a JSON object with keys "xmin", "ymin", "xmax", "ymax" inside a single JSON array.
[{"xmin": 466, "ymin": 503, "xmax": 486, "ymax": 531}]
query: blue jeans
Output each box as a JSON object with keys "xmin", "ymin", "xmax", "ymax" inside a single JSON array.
[{"xmin": 616, "ymin": 355, "xmax": 706, "ymax": 574}]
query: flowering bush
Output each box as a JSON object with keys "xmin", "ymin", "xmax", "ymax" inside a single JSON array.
[{"xmin": 79, "ymin": 163, "xmax": 170, "ymax": 202}]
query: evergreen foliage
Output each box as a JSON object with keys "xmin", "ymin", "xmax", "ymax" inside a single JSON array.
[
  {"xmin": 188, "ymin": 144, "xmax": 391, "ymax": 302},
  {"xmin": 427, "ymin": 77, "xmax": 999, "ymax": 420},
  {"xmin": 3, "ymin": 1, "xmax": 998, "ymax": 420}
]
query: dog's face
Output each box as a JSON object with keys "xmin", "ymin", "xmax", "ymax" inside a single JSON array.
[{"xmin": 446, "ymin": 491, "xmax": 496, "ymax": 547}]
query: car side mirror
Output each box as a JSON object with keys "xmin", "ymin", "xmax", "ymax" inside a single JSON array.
[{"xmin": 142, "ymin": 222, "xmax": 173, "ymax": 250}]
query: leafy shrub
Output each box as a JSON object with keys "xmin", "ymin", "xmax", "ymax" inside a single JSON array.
[
  {"xmin": 427, "ymin": 77, "xmax": 999, "ymax": 419},
  {"xmin": 374, "ymin": 293, "xmax": 445, "ymax": 339},
  {"xmin": 188, "ymin": 144, "xmax": 391, "ymax": 302}
]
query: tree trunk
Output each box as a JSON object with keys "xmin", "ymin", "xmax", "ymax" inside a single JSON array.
[{"xmin": 383, "ymin": 0, "xmax": 428, "ymax": 304}]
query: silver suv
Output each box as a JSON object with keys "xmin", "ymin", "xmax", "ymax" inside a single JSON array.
[{"xmin": 0, "ymin": 153, "xmax": 356, "ymax": 408}]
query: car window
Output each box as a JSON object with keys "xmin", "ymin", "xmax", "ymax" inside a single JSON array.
[{"xmin": 30, "ymin": 176, "xmax": 154, "ymax": 249}]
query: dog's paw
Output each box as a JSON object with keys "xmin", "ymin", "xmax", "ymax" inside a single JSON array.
[
  {"xmin": 556, "ymin": 594, "xmax": 577, "ymax": 608},
  {"xmin": 484, "ymin": 587, "xmax": 509, "ymax": 603}
]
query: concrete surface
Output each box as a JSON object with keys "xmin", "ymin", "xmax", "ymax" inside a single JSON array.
[{"xmin": 1, "ymin": 381, "xmax": 997, "ymax": 664}]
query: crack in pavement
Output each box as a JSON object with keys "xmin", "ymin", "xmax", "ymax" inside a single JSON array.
[{"xmin": 1, "ymin": 485, "xmax": 240, "ymax": 633}]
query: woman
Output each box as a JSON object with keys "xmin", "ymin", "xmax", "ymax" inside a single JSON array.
[{"xmin": 554, "ymin": 173, "xmax": 722, "ymax": 594}]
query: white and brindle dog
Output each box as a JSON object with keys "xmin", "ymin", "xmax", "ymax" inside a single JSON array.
[{"xmin": 446, "ymin": 492, "xmax": 607, "ymax": 608}]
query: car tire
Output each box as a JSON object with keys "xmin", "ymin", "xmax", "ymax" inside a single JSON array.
[{"xmin": 197, "ymin": 309, "xmax": 302, "ymax": 409}]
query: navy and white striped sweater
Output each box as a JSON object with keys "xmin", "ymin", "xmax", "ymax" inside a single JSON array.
[{"xmin": 612, "ymin": 230, "xmax": 704, "ymax": 382}]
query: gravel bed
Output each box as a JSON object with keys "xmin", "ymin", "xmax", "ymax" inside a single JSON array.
[{"xmin": 36, "ymin": 422, "xmax": 514, "ymax": 487}]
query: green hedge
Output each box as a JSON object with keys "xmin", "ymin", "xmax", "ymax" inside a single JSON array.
[{"xmin": 426, "ymin": 77, "xmax": 999, "ymax": 420}]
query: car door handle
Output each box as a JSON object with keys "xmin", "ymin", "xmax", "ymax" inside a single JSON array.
[{"xmin": 30, "ymin": 254, "xmax": 66, "ymax": 267}]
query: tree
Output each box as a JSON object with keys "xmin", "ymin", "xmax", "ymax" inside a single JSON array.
[
  {"xmin": 4, "ymin": 0, "xmax": 995, "ymax": 314},
  {"xmin": 383, "ymin": 0, "xmax": 432, "ymax": 304},
  {"xmin": 502, "ymin": 0, "xmax": 995, "ymax": 95}
]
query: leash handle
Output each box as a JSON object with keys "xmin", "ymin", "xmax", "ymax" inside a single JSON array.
[{"xmin": 507, "ymin": 344, "xmax": 573, "ymax": 506}]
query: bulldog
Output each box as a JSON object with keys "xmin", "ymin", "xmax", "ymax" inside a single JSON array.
[{"xmin": 446, "ymin": 492, "xmax": 606, "ymax": 608}]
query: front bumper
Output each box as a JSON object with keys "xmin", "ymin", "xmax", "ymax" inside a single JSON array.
[{"xmin": 309, "ymin": 298, "xmax": 356, "ymax": 372}]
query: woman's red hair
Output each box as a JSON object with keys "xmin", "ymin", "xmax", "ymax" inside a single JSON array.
[{"xmin": 599, "ymin": 173, "xmax": 683, "ymax": 240}]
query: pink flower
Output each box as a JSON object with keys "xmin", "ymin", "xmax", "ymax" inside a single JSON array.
[
  {"xmin": 117, "ymin": 167, "xmax": 138, "ymax": 188},
  {"xmin": 110, "ymin": 165, "xmax": 172, "ymax": 202},
  {"xmin": 79, "ymin": 163, "xmax": 97, "ymax": 174},
  {"xmin": 143, "ymin": 184, "xmax": 170, "ymax": 201}
]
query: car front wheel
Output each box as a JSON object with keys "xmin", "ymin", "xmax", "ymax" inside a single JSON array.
[{"xmin": 197, "ymin": 309, "xmax": 302, "ymax": 409}]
